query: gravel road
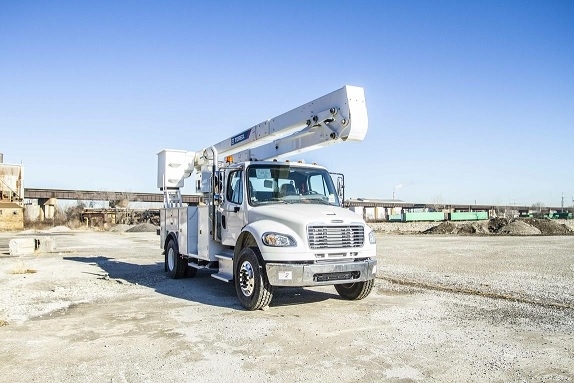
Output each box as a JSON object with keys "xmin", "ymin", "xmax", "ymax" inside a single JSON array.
[{"xmin": 0, "ymin": 231, "xmax": 572, "ymax": 382}]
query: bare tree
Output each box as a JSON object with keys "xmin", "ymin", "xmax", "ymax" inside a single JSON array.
[
  {"xmin": 531, "ymin": 202, "xmax": 545, "ymax": 213},
  {"xmin": 429, "ymin": 195, "xmax": 445, "ymax": 212}
]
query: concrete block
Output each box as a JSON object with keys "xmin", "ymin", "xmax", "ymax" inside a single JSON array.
[
  {"xmin": 8, "ymin": 236, "xmax": 56, "ymax": 255},
  {"xmin": 37, "ymin": 237, "xmax": 56, "ymax": 252},
  {"xmin": 9, "ymin": 238, "xmax": 36, "ymax": 255}
]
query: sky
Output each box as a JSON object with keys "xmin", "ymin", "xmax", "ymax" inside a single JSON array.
[{"xmin": 1, "ymin": 1, "xmax": 573, "ymax": 207}]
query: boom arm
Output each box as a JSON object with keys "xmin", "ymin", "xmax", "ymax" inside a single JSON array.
[
  {"xmin": 212, "ymin": 85, "xmax": 368, "ymax": 162},
  {"xmin": 157, "ymin": 85, "xmax": 368, "ymax": 191}
]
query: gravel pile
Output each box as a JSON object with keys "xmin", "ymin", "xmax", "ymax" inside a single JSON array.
[
  {"xmin": 560, "ymin": 219, "xmax": 574, "ymax": 231},
  {"xmin": 459, "ymin": 222, "xmax": 490, "ymax": 234},
  {"xmin": 499, "ymin": 220, "xmax": 542, "ymax": 235},
  {"xmin": 422, "ymin": 222, "xmax": 489, "ymax": 235},
  {"xmin": 108, "ymin": 224, "xmax": 132, "ymax": 233},
  {"xmin": 523, "ymin": 218, "xmax": 572, "ymax": 235},
  {"xmin": 381, "ymin": 218, "xmax": 573, "ymax": 236},
  {"xmin": 48, "ymin": 226, "xmax": 72, "ymax": 233},
  {"xmin": 422, "ymin": 222, "xmax": 459, "ymax": 235},
  {"xmin": 487, "ymin": 217, "xmax": 509, "ymax": 233},
  {"xmin": 126, "ymin": 223, "xmax": 158, "ymax": 233}
]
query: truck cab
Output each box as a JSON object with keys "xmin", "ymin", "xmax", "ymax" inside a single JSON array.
[{"xmin": 220, "ymin": 161, "xmax": 345, "ymax": 244}]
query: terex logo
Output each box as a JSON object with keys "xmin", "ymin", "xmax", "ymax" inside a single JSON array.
[{"xmin": 231, "ymin": 129, "xmax": 252, "ymax": 146}]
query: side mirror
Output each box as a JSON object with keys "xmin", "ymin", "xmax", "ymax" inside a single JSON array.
[{"xmin": 330, "ymin": 172, "xmax": 345, "ymax": 206}]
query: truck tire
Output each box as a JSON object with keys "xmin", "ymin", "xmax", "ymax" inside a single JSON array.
[
  {"xmin": 335, "ymin": 279, "xmax": 374, "ymax": 300},
  {"xmin": 235, "ymin": 247, "xmax": 273, "ymax": 310},
  {"xmin": 165, "ymin": 239, "xmax": 186, "ymax": 279}
]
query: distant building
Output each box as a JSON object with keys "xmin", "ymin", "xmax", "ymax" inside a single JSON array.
[
  {"xmin": 0, "ymin": 154, "xmax": 24, "ymax": 230},
  {"xmin": 0, "ymin": 202, "xmax": 24, "ymax": 230}
]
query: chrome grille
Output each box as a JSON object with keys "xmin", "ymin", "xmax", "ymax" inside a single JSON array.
[{"xmin": 307, "ymin": 225, "xmax": 365, "ymax": 249}]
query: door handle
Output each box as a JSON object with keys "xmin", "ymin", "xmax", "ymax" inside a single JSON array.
[{"xmin": 234, "ymin": 206, "xmax": 240, "ymax": 213}]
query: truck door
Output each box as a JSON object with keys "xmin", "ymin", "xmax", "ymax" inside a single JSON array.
[{"xmin": 221, "ymin": 169, "xmax": 247, "ymax": 246}]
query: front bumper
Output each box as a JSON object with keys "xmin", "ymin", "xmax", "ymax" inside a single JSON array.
[{"xmin": 265, "ymin": 259, "xmax": 377, "ymax": 287}]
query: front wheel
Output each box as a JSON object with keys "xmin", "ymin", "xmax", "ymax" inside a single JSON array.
[
  {"xmin": 335, "ymin": 279, "xmax": 374, "ymax": 300},
  {"xmin": 165, "ymin": 239, "xmax": 186, "ymax": 279},
  {"xmin": 235, "ymin": 247, "xmax": 273, "ymax": 310}
]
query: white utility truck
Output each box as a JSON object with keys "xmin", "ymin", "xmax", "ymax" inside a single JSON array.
[{"xmin": 157, "ymin": 85, "xmax": 377, "ymax": 310}]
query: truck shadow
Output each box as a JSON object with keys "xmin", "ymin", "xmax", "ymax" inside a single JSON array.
[{"xmin": 63, "ymin": 256, "xmax": 335, "ymax": 310}]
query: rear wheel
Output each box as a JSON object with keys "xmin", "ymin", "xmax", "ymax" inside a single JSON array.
[
  {"xmin": 235, "ymin": 247, "xmax": 273, "ymax": 310},
  {"xmin": 335, "ymin": 279, "xmax": 374, "ymax": 300},
  {"xmin": 165, "ymin": 239, "xmax": 186, "ymax": 279}
]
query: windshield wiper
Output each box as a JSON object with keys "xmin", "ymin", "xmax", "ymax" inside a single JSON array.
[{"xmin": 252, "ymin": 199, "xmax": 287, "ymax": 206}]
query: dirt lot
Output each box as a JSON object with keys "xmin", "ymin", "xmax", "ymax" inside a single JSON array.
[{"xmin": 1, "ymin": 230, "xmax": 573, "ymax": 382}]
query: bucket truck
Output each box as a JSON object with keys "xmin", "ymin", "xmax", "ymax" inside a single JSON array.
[{"xmin": 157, "ymin": 85, "xmax": 377, "ymax": 310}]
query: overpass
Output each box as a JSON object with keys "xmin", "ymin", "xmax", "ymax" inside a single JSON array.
[
  {"xmin": 24, "ymin": 188, "xmax": 566, "ymax": 211},
  {"xmin": 24, "ymin": 188, "xmax": 200, "ymax": 204},
  {"xmin": 23, "ymin": 188, "xmax": 566, "ymax": 218}
]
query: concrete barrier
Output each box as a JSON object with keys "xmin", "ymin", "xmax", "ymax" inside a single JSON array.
[{"xmin": 8, "ymin": 237, "xmax": 56, "ymax": 255}]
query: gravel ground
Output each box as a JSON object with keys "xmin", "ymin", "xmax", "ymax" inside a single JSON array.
[{"xmin": 0, "ymin": 231, "xmax": 573, "ymax": 382}]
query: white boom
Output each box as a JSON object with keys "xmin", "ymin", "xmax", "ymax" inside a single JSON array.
[
  {"xmin": 211, "ymin": 84, "xmax": 368, "ymax": 162},
  {"xmin": 157, "ymin": 85, "xmax": 368, "ymax": 191}
]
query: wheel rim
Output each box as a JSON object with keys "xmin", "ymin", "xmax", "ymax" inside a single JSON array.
[
  {"xmin": 167, "ymin": 247, "xmax": 175, "ymax": 271},
  {"xmin": 239, "ymin": 260, "xmax": 255, "ymax": 297}
]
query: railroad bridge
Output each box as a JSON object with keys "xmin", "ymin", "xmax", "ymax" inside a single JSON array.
[
  {"xmin": 24, "ymin": 188, "xmax": 200, "ymax": 205},
  {"xmin": 22, "ymin": 188, "xmax": 568, "ymax": 223}
]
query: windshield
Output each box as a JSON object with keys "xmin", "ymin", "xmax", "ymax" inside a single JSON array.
[{"xmin": 247, "ymin": 164, "xmax": 340, "ymax": 207}]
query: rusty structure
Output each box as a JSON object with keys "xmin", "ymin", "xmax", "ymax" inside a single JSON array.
[
  {"xmin": 1, "ymin": 159, "xmax": 24, "ymax": 205},
  {"xmin": 80, "ymin": 208, "xmax": 160, "ymax": 228},
  {"xmin": 0, "ymin": 154, "xmax": 24, "ymax": 230},
  {"xmin": 22, "ymin": 188, "xmax": 199, "ymax": 227}
]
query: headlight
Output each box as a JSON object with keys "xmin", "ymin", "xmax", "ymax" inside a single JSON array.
[
  {"xmin": 262, "ymin": 232, "xmax": 297, "ymax": 247},
  {"xmin": 368, "ymin": 230, "xmax": 376, "ymax": 244}
]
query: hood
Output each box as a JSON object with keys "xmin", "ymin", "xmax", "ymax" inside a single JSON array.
[{"xmin": 249, "ymin": 204, "xmax": 365, "ymax": 232}]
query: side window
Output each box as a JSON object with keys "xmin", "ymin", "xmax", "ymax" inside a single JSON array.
[
  {"xmin": 309, "ymin": 174, "xmax": 327, "ymax": 195},
  {"xmin": 227, "ymin": 170, "xmax": 243, "ymax": 204}
]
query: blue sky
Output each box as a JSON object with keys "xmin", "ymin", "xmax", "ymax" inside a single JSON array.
[{"xmin": 1, "ymin": 1, "xmax": 573, "ymax": 207}]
